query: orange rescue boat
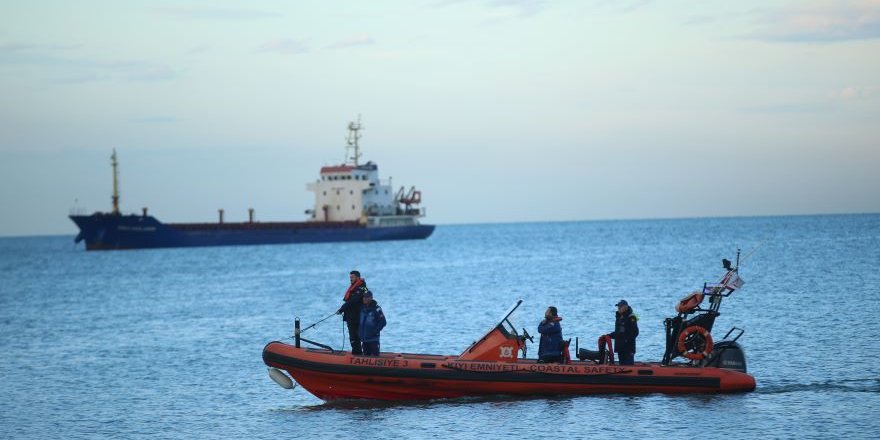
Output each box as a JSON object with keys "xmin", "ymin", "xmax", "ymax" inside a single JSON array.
[{"xmin": 263, "ymin": 253, "xmax": 756, "ymax": 400}]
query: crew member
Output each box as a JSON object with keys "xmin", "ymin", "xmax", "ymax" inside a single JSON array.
[
  {"xmin": 358, "ymin": 290, "xmax": 386, "ymax": 356},
  {"xmin": 337, "ymin": 270, "xmax": 368, "ymax": 355},
  {"xmin": 537, "ymin": 306, "xmax": 564, "ymax": 363},
  {"xmin": 606, "ymin": 299, "xmax": 639, "ymax": 365}
]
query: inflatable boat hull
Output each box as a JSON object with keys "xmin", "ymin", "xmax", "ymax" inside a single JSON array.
[{"xmin": 262, "ymin": 341, "xmax": 756, "ymax": 401}]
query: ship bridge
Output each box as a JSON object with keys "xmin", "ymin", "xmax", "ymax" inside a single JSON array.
[{"xmin": 305, "ymin": 119, "xmax": 426, "ymax": 225}]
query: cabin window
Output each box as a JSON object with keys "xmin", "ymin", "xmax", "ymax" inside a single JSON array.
[
  {"xmin": 351, "ymin": 205, "xmax": 355, "ymax": 210},
  {"xmin": 350, "ymin": 190, "xmax": 353, "ymax": 195},
  {"xmin": 323, "ymin": 191, "xmax": 326, "ymax": 196},
  {"xmin": 336, "ymin": 205, "xmax": 340, "ymax": 210},
  {"xmin": 336, "ymin": 190, "xmax": 340, "ymax": 195}
]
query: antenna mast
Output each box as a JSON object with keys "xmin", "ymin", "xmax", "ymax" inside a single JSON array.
[
  {"xmin": 345, "ymin": 116, "xmax": 363, "ymax": 166},
  {"xmin": 111, "ymin": 149, "xmax": 120, "ymax": 215}
]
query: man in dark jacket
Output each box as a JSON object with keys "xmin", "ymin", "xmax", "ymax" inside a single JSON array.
[
  {"xmin": 358, "ymin": 290, "xmax": 386, "ymax": 356},
  {"xmin": 607, "ymin": 299, "xmax": 639, "ymax": 365},
  {"xmin": 537, "ymin": 306, "xmax": 564, "ymax": 363},
  {"xmin": 337, "ymin": 270, "xmax": 368, "ymax": 355}
]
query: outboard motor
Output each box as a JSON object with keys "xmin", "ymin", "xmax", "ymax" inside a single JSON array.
[{"xmin": 701, "ymin": 341, "xmax": 748, "ymax": 373}]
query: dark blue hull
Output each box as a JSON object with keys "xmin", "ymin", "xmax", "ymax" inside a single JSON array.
[{"xmin": 69, "ymin": 214, "xmax": 435, "ymax": 251}]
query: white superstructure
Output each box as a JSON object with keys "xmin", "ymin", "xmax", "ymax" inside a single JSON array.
[{"xmin": 305, "ymin": 119, "xmax": 426, "ymax": 227}]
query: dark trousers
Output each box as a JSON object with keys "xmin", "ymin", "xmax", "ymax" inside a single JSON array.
[
  {"xmin": 618, "ymin": 352, "xmax": 634, "ymax": 365},
  {"xmin": 362, "ymin": 341, "xmax": 380, "ymax": 356},
  {"xmin": 539, "ymin": 354, "xmax": 563, "ymax": 363},
  {"xmin": 346, "ymin": 319, "xmax": 362, "ymax": 355}
]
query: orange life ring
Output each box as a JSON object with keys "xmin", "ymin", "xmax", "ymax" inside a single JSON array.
[
  {"xmin": 677, "ymin": 325, "xmax": 714, "ymax": 360},
  {"xmin": 675, "ymin": 291, "xmax": 704, "ymax": 314}
]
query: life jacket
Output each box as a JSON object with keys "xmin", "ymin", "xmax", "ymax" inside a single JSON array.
[{"xmin": 343, "ymin": 278, "xmax": 365, "ymax": 301}]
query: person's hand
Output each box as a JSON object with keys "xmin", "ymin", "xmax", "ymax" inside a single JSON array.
[{"xmin": 336, "ymin": 309, "xmax": 343, "ymax": 315}]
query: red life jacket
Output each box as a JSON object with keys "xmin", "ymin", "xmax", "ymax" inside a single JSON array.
[{"xmin": 343, "ymin": 278, "xmax": 364, "ymax": 301}]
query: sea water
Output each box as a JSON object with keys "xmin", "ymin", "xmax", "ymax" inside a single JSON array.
[{"xmin": 1, "ymin": 214, "xmax": 878, "ymax": 439}]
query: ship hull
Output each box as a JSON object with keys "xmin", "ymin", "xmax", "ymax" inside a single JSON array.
[
  {"xmin": 69, "ymin": 214, "xmax": 434, "ymax": 251},
  {"xmin": 262, "ymin": 342, "xmax": 757, "ymax": 401}
]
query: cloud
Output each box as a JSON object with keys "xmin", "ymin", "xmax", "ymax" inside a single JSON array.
[
  {"xmin": 129, "ymin": 116, "xmax": 177, "ymax": 124},
  {"xmin": 742, "ymin": 86, "xmax": 877, "ymax": 113},
  {"xmin": 153, "ymin": 7, "xmax": 280, "ymax": 20},
  {"xmin": 0, "ymin": 42, "xmax": 85, "ymax": 67},
  {"xmin": 51, "ymin": 72, "xmax": 108, "ymax": 84},
  {"xmin": 740, "ymin": 102, "xmax": 832, "ymax": 114},
  {"xmin": 430, "ymin": 0, "xmax": 549, "ymax": 19},
  {"xmin": 328, "ymin": 34, "xmax": 375, "ymax": 50},
  {"xmin": 745, "ymin": 0, "xmax": 880, "ymax": 43},
  {"xmin": 0, "ymin": 43, "xmax": 82, "ymax": 52},
  {"xmin": 0, "ymin": 43, "xmax": 177, "ymax": 84},
  {"xmin": 125, "ymin": 65, "xmax": 176, "ymax": 82},
  {"xmin": 258, "ymin": 38, "xmax": 310, "ymax": 54},
  {"xmin": 829, "ymin": 86, "xmax": 879, "ymax": 101},
  {"xmin": 186, "ymin": 44, "xmax": 212, "ymax": 55},
  {"xmin": 592, "ymin": 0, "xmax": 653, "ymax": 15},
  {"xmin": 487, "ymin": 0, "xmax": 549, "ymax": 18},
  {"xmin": 682, "ymin": 14, "xmax": 717, "ymax": 26}
]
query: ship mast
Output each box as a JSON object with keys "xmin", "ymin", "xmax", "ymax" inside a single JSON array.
[
  {"xmin": 345, "ymin": 116, "xmax": 363, "ymax": 166},
  {"xmin": 111, "ymin": 149, "xmax": 120, "ymax": 215}
]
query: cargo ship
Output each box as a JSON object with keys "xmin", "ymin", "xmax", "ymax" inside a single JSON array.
[{"xmin": 69, "ymin": 120, "xmax": 435, "ymax": 250}]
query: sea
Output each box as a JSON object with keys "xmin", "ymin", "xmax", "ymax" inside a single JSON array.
[{"xmin": 1, "ymin": 214, "xmax": 879, "ymax": 439}]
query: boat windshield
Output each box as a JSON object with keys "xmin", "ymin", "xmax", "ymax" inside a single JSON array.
[{"xmin": 496, "ymin": 299, "xmax": 522, "ymax": 337}]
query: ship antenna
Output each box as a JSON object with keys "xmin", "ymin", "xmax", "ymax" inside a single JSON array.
[
  {"xmin": 345, "ymin": 115, "xmax": 363, "ymax": 166},
  {"xmin": 111, "ymin": 148, "xmax": 120, "ymax": 215}
]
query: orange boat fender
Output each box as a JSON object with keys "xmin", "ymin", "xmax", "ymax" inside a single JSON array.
[
  {"xmin": 675, "ymin": 291, "xmax": 705, "ymax": 314},
  {"xmin": 677, "ymin": 325, "xmax": 714, "ymax": 360}
]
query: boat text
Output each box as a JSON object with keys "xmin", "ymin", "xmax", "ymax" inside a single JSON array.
[
  {"xmin": 444, "ymin": 362, "xmax": 630, "ymax": 375},
  {"xmin": 446, "ymin": 362, "xmax": 519, "ymax": 372},
  {"xmin": 350, "ymin": 358, "xmax": 410, "ymax": 367}
]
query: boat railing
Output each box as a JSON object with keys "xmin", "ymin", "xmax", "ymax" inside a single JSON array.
[
  {"xmin": 294, "ymin": 318, "xmax": 335, "ymax": 352},
  {"xmin": 69, "ymin": 206, "xmax": 89, "ymax": 216}
]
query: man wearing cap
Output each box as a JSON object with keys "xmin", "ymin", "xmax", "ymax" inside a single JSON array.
[
  {"xmin": 337, "ymin": 270, "xmax": 368, "ymax": 355},
  {"xmin": 606, "ymin": 300, "xmax": 639, "ymax": 365},
  {"xmin": 358, "ymin": 290, "xmax": 386, "ymax": 356}
]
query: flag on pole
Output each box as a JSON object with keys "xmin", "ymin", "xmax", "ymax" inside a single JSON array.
[{"xmin": 721, "ymin": 271, "xmax": 745, "ymax": 291}]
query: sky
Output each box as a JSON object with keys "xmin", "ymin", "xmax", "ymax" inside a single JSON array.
[{"xmin": 1, "ymin": 0, "xmax": 878, "ymax": 236}]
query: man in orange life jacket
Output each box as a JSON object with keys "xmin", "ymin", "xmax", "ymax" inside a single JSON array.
[
  {"xmin": 337, "ymin": 270, "xmax": 368, "ymax": 355},
  {"xmin": 606, "ymin": 299, "xmax": 639, "ymax": 365}
]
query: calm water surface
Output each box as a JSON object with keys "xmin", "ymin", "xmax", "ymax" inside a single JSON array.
[{"xmin": 1, "ymin": 215, "xmax": 879, "ymax": 439}]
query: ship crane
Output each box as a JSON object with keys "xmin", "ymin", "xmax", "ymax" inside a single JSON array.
[{"xmin": 395, "ymin": 186, "xmax": 422, "ymax": 215}]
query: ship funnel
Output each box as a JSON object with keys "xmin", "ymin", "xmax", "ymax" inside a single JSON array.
[
  {"xmin": 249, "ymin": 208, "xmax": 255, "ymax": 223},
  {"xmin": 219, "ymin": 209, "xmax": 225, "ymax": 224},
  {"xmin": 142, "ymin": 207, "xmax": 148, "ymax": 217}
]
